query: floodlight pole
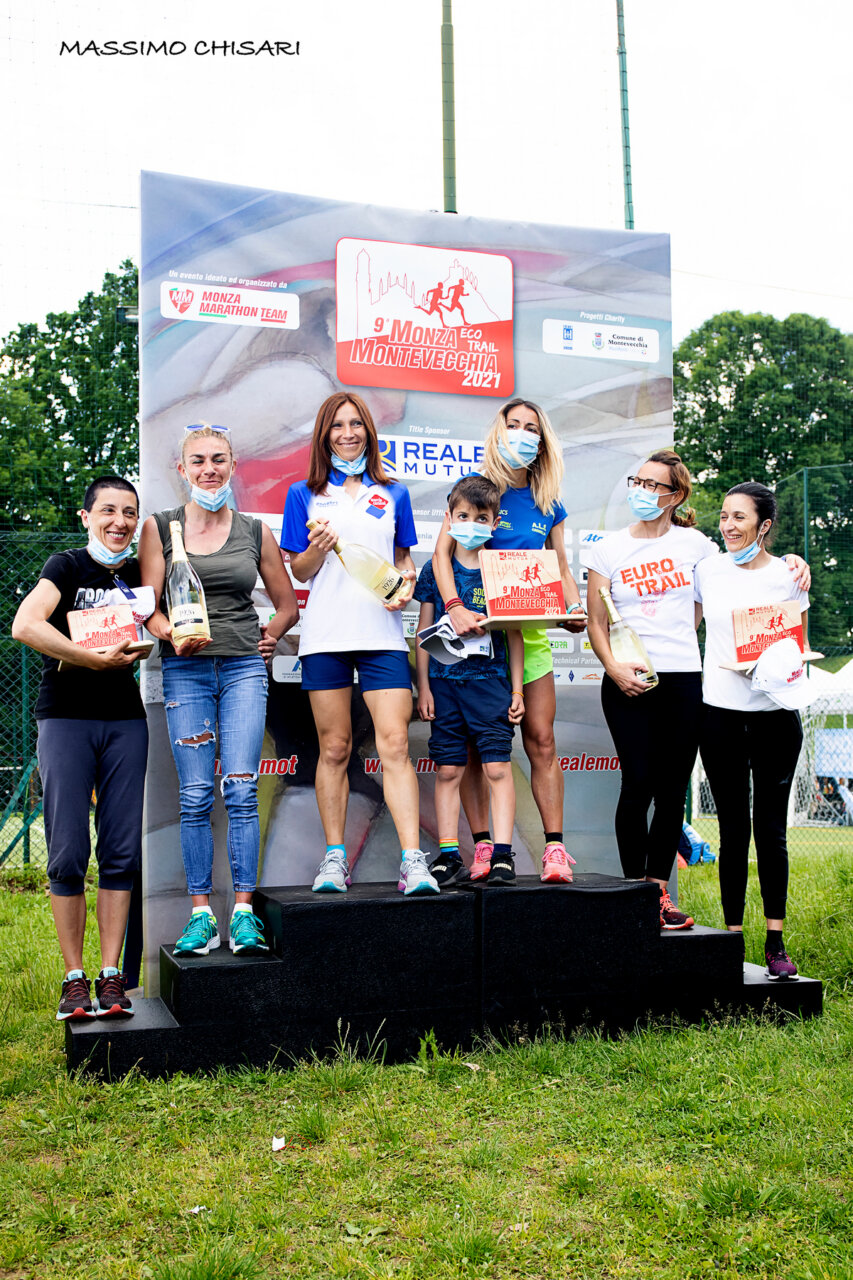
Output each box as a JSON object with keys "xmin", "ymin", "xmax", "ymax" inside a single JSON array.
[
  {"xmin": 441, "ymin": 0, "xmax": 457, "ymax": 213},
  {"xmin": 616, "ymin": 0, "xmax": 634, "ymax": 230}
]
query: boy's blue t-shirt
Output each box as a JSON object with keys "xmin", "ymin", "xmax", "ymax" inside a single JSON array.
[
  {"xmin": 414, "ymin": 559, "xmax": 508, "ymax": 682},
  {"xmin": 491, "ymin": 484, "xmax": 567, "ymax": 550}
]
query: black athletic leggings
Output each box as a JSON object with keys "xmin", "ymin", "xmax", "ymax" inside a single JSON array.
[
  {"xmin": 600, "ymin": 671, "xmax": 703, "ymax": 882},
  {"xmin": 699, "ymin": 705, "xmax": 803, "ymax": 926}
]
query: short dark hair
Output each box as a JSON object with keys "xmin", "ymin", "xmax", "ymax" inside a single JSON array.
[
  {"xmin": 82, "ymin": 475, "xmax": 139, "ymax": 512},
  {"xmin": 447, "ymin": 473, "xmax": 501, "ymax": 518},
  {"xmin": 725, "ymin": 481, "xmax": 777, "ymax": 526}
]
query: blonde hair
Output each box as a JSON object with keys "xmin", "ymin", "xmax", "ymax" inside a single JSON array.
[
  {"xmin": 480, "ymin": 399, "xmax": 564, "ymax": 517},
  {"xmin": 181, "ymin": 425, "xmax": 233, "ymax": 465}
]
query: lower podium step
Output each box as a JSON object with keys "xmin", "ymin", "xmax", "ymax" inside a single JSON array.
[{"xmin": 65, "ymin": 875, "xmax": 824, "ymax": 1077}]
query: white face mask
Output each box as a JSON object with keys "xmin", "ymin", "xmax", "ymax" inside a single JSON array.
[{"xmin": 188, "ymin": 479, "xmax": 233, "ymax": 511}]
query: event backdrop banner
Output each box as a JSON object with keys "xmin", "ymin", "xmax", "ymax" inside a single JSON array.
[{"xmin": 140, "ymin": 171, "xmax": 672, "ymax": 993}]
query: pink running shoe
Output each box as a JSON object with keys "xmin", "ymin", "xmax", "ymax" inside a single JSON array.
[
  {"xmin": 469, "ymin": 840, "xmax": 494, "ymax": 882},
  {"xmin": 540, "ymin": 842, "xmax": 576, "ymax": 883}
]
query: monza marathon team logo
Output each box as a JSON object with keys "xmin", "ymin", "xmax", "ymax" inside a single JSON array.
[{"xmin": 335, "ymin": 238, "xmax": 514, "ymax": 398}]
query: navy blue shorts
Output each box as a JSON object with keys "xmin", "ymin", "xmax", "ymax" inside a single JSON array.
[
  {"xmin": 429, "ymin": 676, "xmax": 514, "ymax": 765},
  {"xmin": 301, "ymin": 649, "xmax": 412, "ymax": 692}
]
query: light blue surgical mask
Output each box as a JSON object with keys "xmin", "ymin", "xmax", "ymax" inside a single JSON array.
[
  {"xmin": 189, "ymin": 480, "xmax": 233, "ymax": 512},
  {"xmin": 497, "ymin": 429, "xmax": 540, "ymax": 469},
  {"xmin": 627, "ymin": 485, "xmax": 671, "ymax": 522},
  {"xmin": 450, "ymin": 521, "xmax": 493, "ymax": 550},
  {"xmin": 331, "ymin": 451, "xmax": 367, "ymax": 477},
  {"xmin": 728, "ymin": 531, "xmax": 766, "ymax": 565},
  {"xmin": 86, "ymin": 533, "xmax": 131, "ymax": 567}
]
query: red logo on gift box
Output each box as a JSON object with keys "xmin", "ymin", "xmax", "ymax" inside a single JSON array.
[{"xmin": 169, "ymin": 288, "xmax": 194, "ymax": 314}]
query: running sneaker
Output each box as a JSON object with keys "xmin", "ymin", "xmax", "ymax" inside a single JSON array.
[
  {"xmin": 429, "ymin": 852, "xmax": 465, "ymax": 886},
  {"xmin": 398, "ymin": 850, "xmax": 440, "ymax": 896},
  {"xmin": 487, "ymin": 852, "xmax": 516, "ymax": 885},
  {"xmin": 56, "ymin": 972, "xmax": 96, "ymax": 1021},
  {"xmin": 765, "ymin": 948, "xmax": 799, "ymax": 980},
  {"xmin": 659, "ymin": 888, "xmax": 694, "ymax": 931},
  {"xmin": 312, "ymin": 850, "xmax": 351, "ymax": 893},
  {"xmin": 174, "ymin": 910, "xmax": 220, "ymax": 955},
  {"xmin": 540, "ymin": 842, "xmax": 576, "ymax": 884},
  {"xmin": 229, "ymin": 910, "xmax": 270, "ymax": 954},
  {"xmin": 94, "ymin": 967, "xmax": 134, "ymax": 1017}
]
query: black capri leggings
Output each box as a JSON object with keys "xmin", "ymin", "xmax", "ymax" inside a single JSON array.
[
  {"xmin": 601, "ymin": 671, "xmax": 703, "ymax": 882},
  {"xmin": 699, "ymin": 705, "xmax": 803, "ymax": 926}
]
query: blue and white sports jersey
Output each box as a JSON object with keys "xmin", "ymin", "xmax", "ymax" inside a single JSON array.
[
  {"xmin": 282, "ymin": 468, "xmax": 417, "ymax": 656},
  {"xmin": 490, "ymin": 485, "xmax": 568, "ymax": 551}
]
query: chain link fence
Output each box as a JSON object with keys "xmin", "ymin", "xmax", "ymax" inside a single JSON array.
[{"xmin": 1, "ymin": 533, "xmax": 79, "ymax": 870}]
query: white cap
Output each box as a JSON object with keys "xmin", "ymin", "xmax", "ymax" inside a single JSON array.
[{"xmin": 750, "ymin": 637, "xmax": 818, "ymax": 710}]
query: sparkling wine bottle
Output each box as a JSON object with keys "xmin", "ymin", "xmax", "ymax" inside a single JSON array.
[
  {"xmin": 306, "ymin": 519, "xmax": 409, "ymax": 605},
  {"xmin": 166, "ymin": 521, "xmax": 211, "ymax": 642},
  {"xmin": 599, "ymin": 587, "xmax": 659, "ymax": 688}
]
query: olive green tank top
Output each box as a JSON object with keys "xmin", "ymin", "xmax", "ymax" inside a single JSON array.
[{"xmin": 153, "ymin": 507, "xmax": 263, "ymax": 658}]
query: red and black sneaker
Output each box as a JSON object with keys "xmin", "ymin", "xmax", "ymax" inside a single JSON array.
[
  {"xmin": 659, "ymin": 888, "xmax": 694, "ymax": 931},
  {"xmin": 56, "ymin": 972, "xmax": 96, "ymax": 1021},
  {"xmin": 94, "ymin": 968, "xmax": 134, "ymax": 1017}
]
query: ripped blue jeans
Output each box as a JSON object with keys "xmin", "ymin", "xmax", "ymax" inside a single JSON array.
[{"xmin": 162, "ymin": 654, "xmax": 268, "ymax": 895}]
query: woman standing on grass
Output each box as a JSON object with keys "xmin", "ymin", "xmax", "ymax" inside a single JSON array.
[
  {"xmin": 695, "ymin": 482, "xmax": 812, "ymax": 980},
  {"xmin": 431, "ymin": 398, "xmax": 586, "ymax": 887},
  {"xmin": 583, "ymin": 453, "xmax": 810, "ymax": 931},
  {"xmin": 140, "ymin": 425, "xmax": 298, "ymax": 958}
]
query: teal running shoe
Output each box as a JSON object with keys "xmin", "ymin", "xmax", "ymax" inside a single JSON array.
[
  {"xmin": 174, "ymin": 911, "xmax": 220, "ymax": 956},
  {"xmin": 229, "ymin": 910, "xmax": 269, "ymax": 954}
]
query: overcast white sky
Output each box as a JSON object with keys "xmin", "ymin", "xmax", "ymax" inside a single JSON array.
[{"xmin": 2, "ymin": 0, "xmax": 851, "ymax": 344}]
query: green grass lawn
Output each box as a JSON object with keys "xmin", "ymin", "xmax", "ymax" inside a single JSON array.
[{"xmin": 1, "ymin": 846, "xmax": 852, "ymax": 1280}]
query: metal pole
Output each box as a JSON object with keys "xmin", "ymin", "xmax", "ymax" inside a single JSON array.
[
  {"xmin": 803, "ymin": 466, "xmax": 810, "ymax": 564},
  {"xmin": 616, "ymin": 0, "xmax": 634, "ymax": 230},
  {"xmin": 21, "ymin": 647, "xmax": 30, "ymax": 865},
  {"xmin": 441, "ymin": 0, "xmax": 457, "ymax": 213}
]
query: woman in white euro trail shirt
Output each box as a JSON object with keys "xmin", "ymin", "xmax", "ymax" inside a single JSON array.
[
  {"xmin": 583, "ymin": 452, "xmax": 809, "ymax": 931},
  {"xmin": 695, "ymin": 482, "xmax": 810, "ymax": 981},
  {"xmin": 282, "ymin": 393, "xmax": 438, "ymax": 898}
]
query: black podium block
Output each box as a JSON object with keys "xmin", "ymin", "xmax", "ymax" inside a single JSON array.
[
  {"xmin": 479, "ymin": 874, "xmax": 661, "ymax": 1031},
  {"xmin": 65, "ymin": 872, "xmax": 825, "ymax": 1078}
]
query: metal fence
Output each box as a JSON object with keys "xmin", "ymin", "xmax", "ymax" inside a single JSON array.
[{"xmin": 0, "ymin": 533, "xmax": 79, "ymax": 870}]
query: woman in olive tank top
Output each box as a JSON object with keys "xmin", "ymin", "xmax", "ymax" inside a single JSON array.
[{"xmin": 140, "ymin": 426, "xmax": 298, "ymax": 958}]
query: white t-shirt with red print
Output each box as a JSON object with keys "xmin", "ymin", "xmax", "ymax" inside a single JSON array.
[{"xmin": 581, "ymin": 525, "xmax": 719, "ymax": 672}]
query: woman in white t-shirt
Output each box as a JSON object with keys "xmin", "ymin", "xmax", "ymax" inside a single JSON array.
[
  {"xmin": 694, "ymin": 482, "xmax": 809, "ymax": 981},
  {"xmin": 281, "ymin": 393, "xmax": 438, "ymax": 898},
  {"xmin": 583, "ymin": 450, "xmax": 711, "ymax": 930}
]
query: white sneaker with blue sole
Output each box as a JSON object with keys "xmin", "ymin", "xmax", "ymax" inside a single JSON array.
[
  {"xmin": 398, "ymin": 850, "xmax": 440, "ymax": 896},
  {"xmin": 312, "ymin": 850, "xmax": 351, "ymax": 893}
]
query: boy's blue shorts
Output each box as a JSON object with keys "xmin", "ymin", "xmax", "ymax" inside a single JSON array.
[
  {"xmin": 301, "ymin": 650, "xmax": 412, "ymax": 692},
  {"xmin": 429, "ymin": 676, "xmax": 514, "ymax": 765}
]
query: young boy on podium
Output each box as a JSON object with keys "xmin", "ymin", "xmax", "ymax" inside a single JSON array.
[{"xmin": 414, "ymin": 475, "xmax": 525, "ymax": 885}]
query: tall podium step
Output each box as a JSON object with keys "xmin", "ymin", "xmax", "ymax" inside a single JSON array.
[{"xmin": 66, "ymin": 875, "xmax": 823, "ymax": 1077}]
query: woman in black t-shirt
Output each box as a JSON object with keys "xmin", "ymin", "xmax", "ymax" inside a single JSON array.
[{"xmin": 12, "ymin": 475, "xmax": 150, "ymax": 1022}]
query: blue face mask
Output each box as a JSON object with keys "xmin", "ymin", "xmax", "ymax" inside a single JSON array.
[
  {"xmin": 627, "ymin": 485, "xmax": 672, "ymax": 522},
  {"xmin": 331, "ymin": 451, "xmax": 367, "ymax": 477},
  {"xmin": 497, "ymin": 429, "xmax": 540, "ymax": 469},
  {"xmin": 450, "ymin": 521, "xmax": 493, "ymax": 550},
  {"xmin": 189, "ymin": 480, "xmax": 233, "ymax": 512},
  {"xmin": 728, "ymin": 531, "xmax": 766, "ymax": 565},
  {"xmin": 86, "ymin": 533, "xmax": 131, "ymax": 567}
]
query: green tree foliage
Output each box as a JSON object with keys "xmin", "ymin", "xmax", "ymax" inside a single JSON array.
[
  {"xmin": 0, "ymin": 260, "xmax": 138, "ymax": 531},
  {"xmin": 674, "ymin": 311, "xmax": 853, "ymax": 647}
]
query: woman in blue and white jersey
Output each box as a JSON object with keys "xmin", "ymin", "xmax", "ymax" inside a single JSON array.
[{"xmin": 281, "ymin": 393, "xmax": 437, "ymax": 897}]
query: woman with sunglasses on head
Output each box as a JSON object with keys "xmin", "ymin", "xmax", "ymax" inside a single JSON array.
[
  {"xmin": 695, "ymin": 482, "xmax": 811, "ymax": 980},
  {"xmin": 281, "ymin": 393, "xmax": 437, "ymax": 898},
  {"xmin": 431, "ymin": 398, "xmax": 586, "ymax": 887},
  {"xmin": 139, "ymin": 424, "xmax": 298, "ymax": 958},
  {"xmin": 583, "ymin": 452, "xmax": 809, "ymax": 930}
]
